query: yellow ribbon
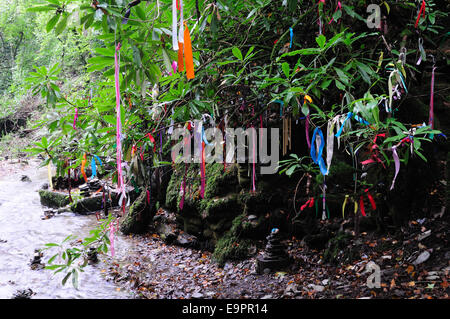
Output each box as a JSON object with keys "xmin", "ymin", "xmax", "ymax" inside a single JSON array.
[
  {"xmin": 47, "ymin": 163, "xmax": 53, "ymax": 190},
  {"xmin": 342, "ymin": 194, "xmax": 349, "ymax": 219}
]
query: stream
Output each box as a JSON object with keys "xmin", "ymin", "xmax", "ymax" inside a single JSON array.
[{"xmin": 0, "ymin": 159, "xmax": 135, "ymax": 299}]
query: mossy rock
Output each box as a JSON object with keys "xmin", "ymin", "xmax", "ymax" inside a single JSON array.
[
  {"xmin": 70, "ymin": 195, "xmax": 104, "ymax": 214},
  {"xmin": 211, "ymin": 214, "xmax": 251, "ymax": 266},
  {"xmin": 120, "ymin": 191, "xmax": 155, "ymax": 235},
  {"xmin": 38, "ymin": 190, "xmax": 70, "ymax": 208},
  {"xmin": 165, "ymin": 163, "xmax": 239, "ymax": 211},
  {"xmin": 199, "ymin": 194, "xmax": 242, "ymax": 222}
]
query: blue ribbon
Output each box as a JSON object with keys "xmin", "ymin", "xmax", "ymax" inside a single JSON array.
[
  {"xmin": 335, "ymin": 112, "xmax": 353, "ymax": 138},
  {"xmin": 310, "ymin": 127, "xmax": 328, "ymax": 176},
  {"xmin": 202, "ymin": 125, "xmax": 211, "ymax": 145},
  {"xmin": 275, "ymin": 99, "xmax": 284, "ymax": 117},
  {"xmin": 353, "ymin": 114, "xmax": 370, "ymax": 125},
  {"xmin": 289, "ymin": 27, "xmax": 293, "ymax": 48},
  {"xmin": 91, "ymin": 155, "xmax": 103, "ymax": 178}
]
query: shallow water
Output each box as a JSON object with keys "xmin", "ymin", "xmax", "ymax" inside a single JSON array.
[{"xmin": 0, "ymin": 160, "xmax": 134, "ymax": 299}]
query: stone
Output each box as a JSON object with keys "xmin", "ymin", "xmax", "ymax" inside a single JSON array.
[
  {"xmin": 40, "ymin": 183, "xmax": 49, "ymax": 190},
  {"xmin": 120, "ymin": 191, "xmax": 154, "ymax": 235},
  {"xmin": 413, "ymin": 250, "xmax": 431, "ymax": 265},
  {"xmin": 156, "ymin": 222, "xmax": 177, "ymax": 243},
  {"xmin": 417, "ymin": 230, "xmax": 431, "ymax": 241},
  {"xmin": 192, "ymin": 292, "xmax": 204, "ymax": 299},
  {"xmin": 261, "ymin": 294, "xmax": 273, "ymax": 299},
  {"xmin": 87, "ymin": 247, "xmax": 98, "ymax": 264},
  {"xmin": 20, "ymin": 175, "xmax": 31, "ymax": 182},
  {"xmin": 308, "ymin": 284, "xmax": 325, "ymax": 292},
  {"xmin": 11, "ymin": 289, "xmax": 34, "ymax": 299},
  {"xmin": 38, "ymin": 190, "xmax": 70, "ymax": 209},
  {"xmin": 256, "ymin": 228, "xmax": 291, "ymax": 274},
  {"xmin": 30, "ymin": 249, "xmax": 44, "ymax": 270},
  {"xmin": 175, "ymin": 232, "xmax": 198, "ymax": 248}
]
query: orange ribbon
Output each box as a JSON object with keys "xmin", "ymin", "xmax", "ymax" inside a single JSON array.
[
  {"xmin": 183, "ymin": 22, "xmax": 195, "ymax": 80},
  {"xmin": 177, "ymin": 42, "xmax": 184, "ymax": 72},
  {"xmin": 81, "ymin": 153, "xmax": 88, "ymax": 182}
]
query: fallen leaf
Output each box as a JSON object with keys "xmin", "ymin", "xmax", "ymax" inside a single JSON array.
[
  {"xmin": 408, "ymin": 281, "xmax": 415, "ymax": 287},
  {"xmin": 406, "ymin": 265, "xmax": 415, "ymax": 274},
  {"xmin": 390, "ymin": 279, "xmax": 396, "ymax": 289}
]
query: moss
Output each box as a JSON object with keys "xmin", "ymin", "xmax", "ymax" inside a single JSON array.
[
  {"xmin": 119, "ymin": 191, "xmax": 154, "ymax": 235},
  {"xmin": 38, "ymin": 190, "xmax": 70, "ymax": 208},
  {"xmin": 199, "ymin": 194, "xmax": 242, "ymax": 221},
  {"xmin": 211, "ymin": 214, "xmax": 251, "ymax": 266}
]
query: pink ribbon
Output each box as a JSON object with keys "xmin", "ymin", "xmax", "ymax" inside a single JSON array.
[
  {"xmin": 390, "ymin": 146, "xmax": 400, "ymax": 190},
  {"xmin": 73, "ymin": 108, "xmax": 78, "ymax": 129},
  {"xmin": 252, "ymin": 125, "xmax": 256, "ymax": 192},
  {"xmin": 109, "ymin": 220, "xmax": 116, "ymax": 257},
  {"xmin": 179, "ymin": 164, "xmax": 187, "ymax": 210},
  {"xmin": 305, "ymin": 114, "xmax": 311, "ymax": 148},
  {"xmin": 115, "ymin": 43, "xmax": 126, "ymax": 210},
  {"xmin": 200, "ymin": 141, "xmax": 206, "ymax": 198},
  {"xmin": 429, "ymin": 66, "xmax": 435, "ymax": 129},
  {"xmin": 328, "ymin": 1, "xmax": 342, "ymax": 24}
]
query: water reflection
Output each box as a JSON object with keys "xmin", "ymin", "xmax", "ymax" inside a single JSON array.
[{"xmin": 0, "ymin": 160, "xmax": 133, "ymax": 299}]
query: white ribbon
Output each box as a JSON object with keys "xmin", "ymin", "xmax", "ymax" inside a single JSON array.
[
  {"xmin": 178, "ymin": 0, "xmax": 184, "ymax": 44},
  {"xmin": 326, "ymin": 119, "xmax": 336, "ymax": 174},
  {"xmin": 172, "ymin": 0, "xmax": 179, "ymax": 51}
]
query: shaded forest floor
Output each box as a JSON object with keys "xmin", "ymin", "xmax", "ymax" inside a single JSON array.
[{"xmin": 102, "ymin": 209, "xmax": 450, "ymax": 299}]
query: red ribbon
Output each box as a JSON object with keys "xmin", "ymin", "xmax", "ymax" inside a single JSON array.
[
  {"xmin": 361, "ymin": 134, "xmax": 386, "ymax": 169},
  {"xmin": 146, "ymin": 133, "xmax": 156, "ymax": 152},
  {"xmin": 415, "ymin": 0, "xmax": 426, "ymax": 28},
  {"xmin": 300, "ymin": 197, "xmax": 315, "ymax": 211},
  {"xmin": 365, "ymin": 188, "xmax": 376, "ymax": 210},
  {"xmin": 359, "ymin": 195, "xmax": 366, "ymax": 216}
]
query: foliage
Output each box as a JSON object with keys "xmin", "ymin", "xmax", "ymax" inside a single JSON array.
[
  {"xmin": 43, "ymin": 214, "xmax": 115, "ymax": 289},
  {"xmin": 4, "ymin": 0, "xmax": 447, "ymax": 284}
]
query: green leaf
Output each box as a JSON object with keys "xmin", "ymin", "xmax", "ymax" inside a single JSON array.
[
  {"xmin": 44, "ymin": 243, "xmax": 60, "ymax": 247},
  {"xmin": 161, "ymin": 48, "xmax": 172, "ymax": 74},
  {"xmin": 232, "ymin": 47, "xmax": 243, "ymax": 61},
  {"xmin": 27, "ymin": 5, "xmax": 57, "ymax": 12},
  {"xmin": 286, "ymin": 165, "xmax": 296, "ymax": 176},
  {"xmin": 54, "ymin": 13, "xmax": 68, "ymax": 36},
  {"xmin": 61, "ymin": 272, "xmax": 71, "ymax": 286},
  {"xmin": 316, "ymin": 34, "xmax": 326, "ymax": 49},
  {"xmin": 281, "ymin": 62, "xmax": 290, "ymax": 79},
  {"xmin": 334, "ymin": 68, "xmax": 349, "ymax": 85},
  {"xmin": 414, "ymin": 149, "xmax": 427, "ymax": 162},
  {"xmin": 46, "ymin": 14, "xmax": 60, "ymax": 32},
  {"xmin": 335, "ymin": 79, "xmax": 346, "ymax": 91},
  {"xmin": 72, "ymin": 269, "xmax": 79, "ymax": 289}
]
